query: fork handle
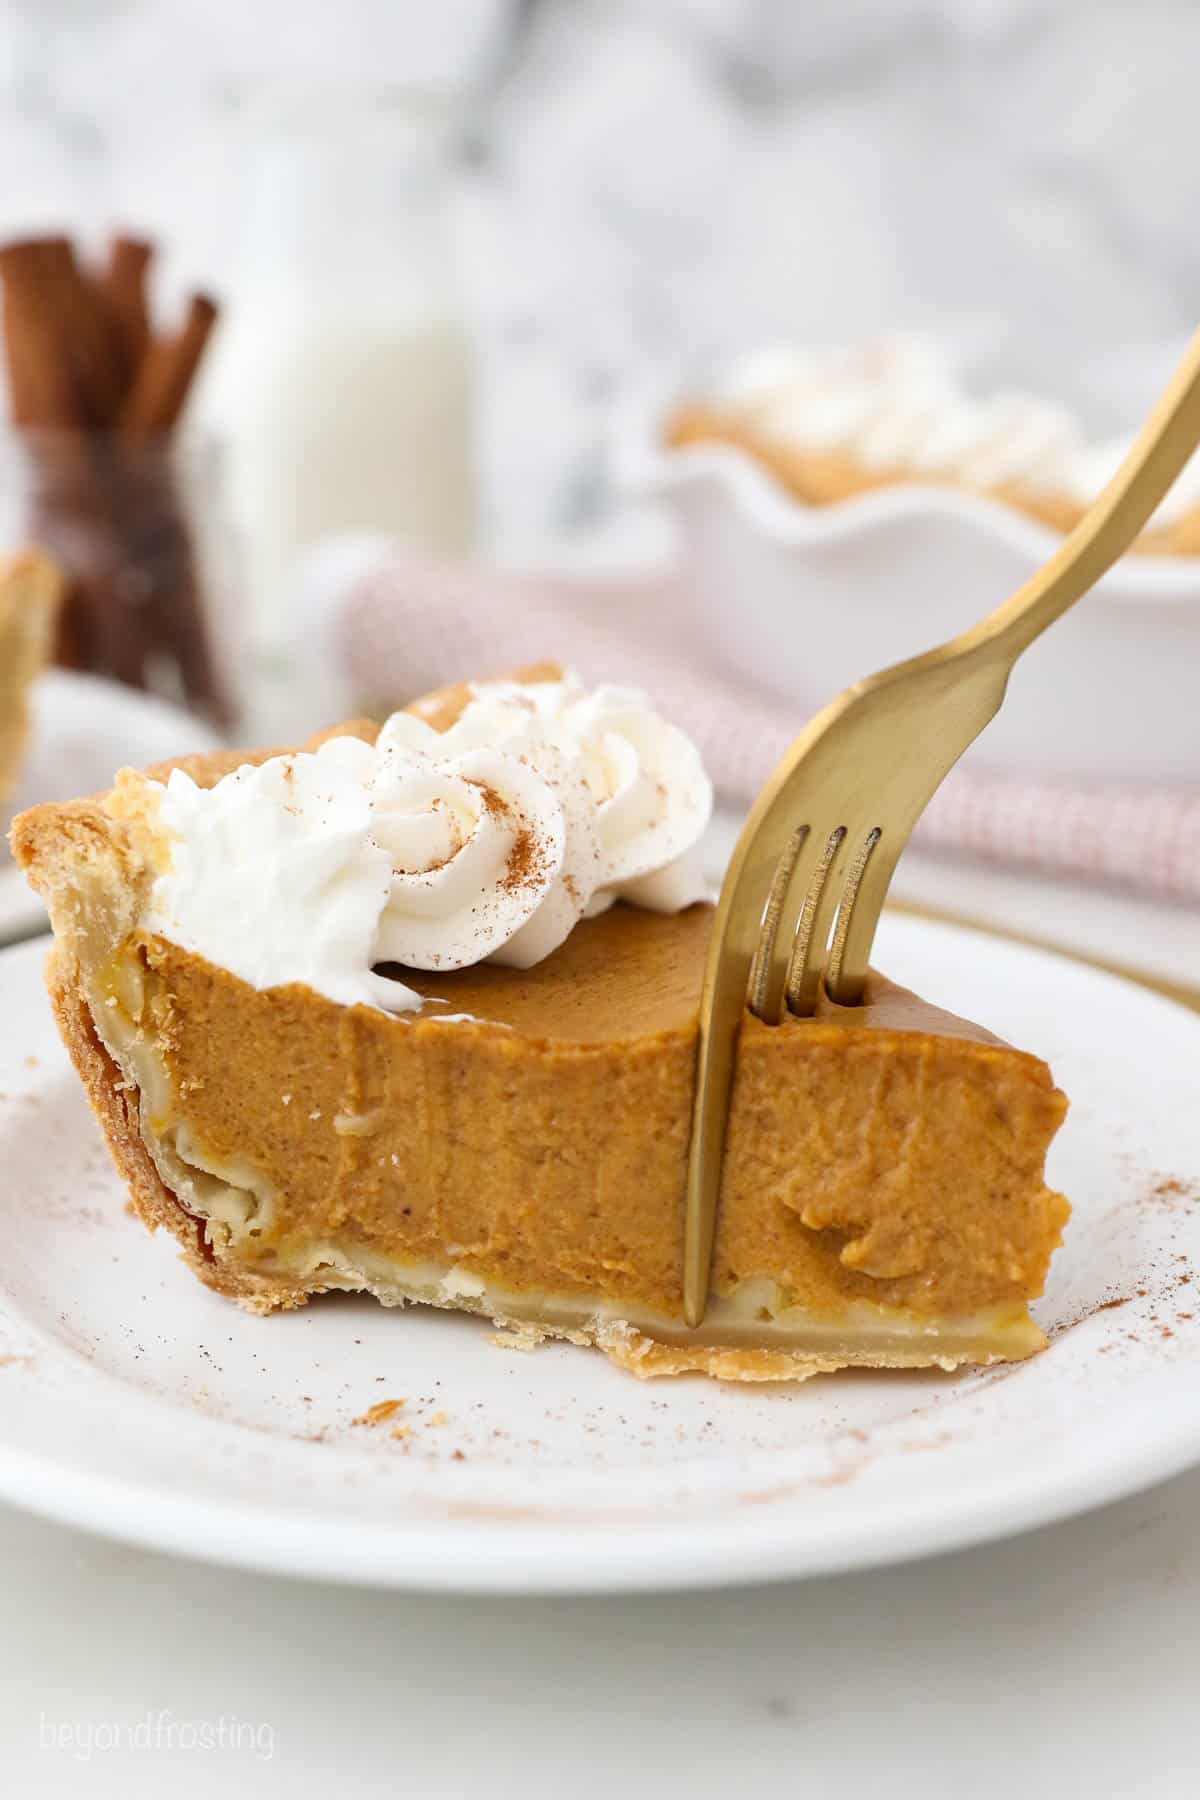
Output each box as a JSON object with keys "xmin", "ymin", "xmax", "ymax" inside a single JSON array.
[{"xmin": 973, "ymin": 328, "xmax": 1200, "ymax": 662}]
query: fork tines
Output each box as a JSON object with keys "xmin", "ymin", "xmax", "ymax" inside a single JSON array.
[{"xmin": 748, "ymin": 821, "xmax": 883, "ymax": 1023}]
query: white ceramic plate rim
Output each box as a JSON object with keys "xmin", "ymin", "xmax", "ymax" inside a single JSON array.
[
  {"xmin": 0, "ymin": 1397, "xmax": 1197, "ymax": 1595},
  {"xmin": 0, "ymin": 1361, "xmax": 1197, "ymax": 1595},
  {"xmin": 0, "ymin": 865, "xmax": 42, "ymax": 948},
  {"xmin": 2, "ymin": 919, "xmax": 1200, "ymax": 1594}
]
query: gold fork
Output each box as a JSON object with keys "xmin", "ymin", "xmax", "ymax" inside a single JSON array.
[{"xmin": 683, "ymin": 329, "xmax": 1200, "ymax": 1328}]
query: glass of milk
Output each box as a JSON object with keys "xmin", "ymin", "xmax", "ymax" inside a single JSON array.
[{"xmin": 201, "ymin": 86, "xmax": 475, "ymax": 731}]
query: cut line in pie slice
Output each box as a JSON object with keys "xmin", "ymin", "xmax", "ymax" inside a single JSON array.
[{"xmin": 11, "ymin": 705, "xmax": 1070, "ymax": 1384}]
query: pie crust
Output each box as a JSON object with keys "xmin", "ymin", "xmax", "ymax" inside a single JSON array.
[
  {"xmin": 0, "ymin": 551, "xmax": 60, "ymax": 802},
  {"xmin": 666, "ymin": 403, "xmax": 1200, "ymax": 556}
]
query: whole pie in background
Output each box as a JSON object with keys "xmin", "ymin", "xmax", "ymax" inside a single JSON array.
[{"xmin": 667, "ymin": 337, "xmax": 1200, "ymax": 555}]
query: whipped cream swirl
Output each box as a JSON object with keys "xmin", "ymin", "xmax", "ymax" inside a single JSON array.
[
  {"xmin": 445, "ymin": 674, "xmax": 713, "ymax": 910},
  {"xmin": 716, "ymin": 336, "xmax": 1200, "ymax": 528},
  {"xmin": 138, "ymin": 672, "xmax": 713, "ymax": 1013}
]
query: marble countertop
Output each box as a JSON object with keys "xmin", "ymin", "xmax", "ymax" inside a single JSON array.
[
  {"xmin": 4, "ymin": 7, "xmax": 1199, "ymax": 1778},
  {"xmin": 2, "ymin": 1456, "xmax": 1198, "ymax": 1797}
]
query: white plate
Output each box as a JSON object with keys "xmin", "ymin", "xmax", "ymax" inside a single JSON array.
[
  {"xmin": 0, "ymin": 917, "xmax": 1198, "ymax": 1594},
  {"xmin": 0, "ymin": 670, "xmax": 222, "ymax": 946}
]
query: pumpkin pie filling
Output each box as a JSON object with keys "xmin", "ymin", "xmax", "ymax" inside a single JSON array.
[{"xmin": 12, "ymin": 680, "xmax": 1070, "ymax": 1383}]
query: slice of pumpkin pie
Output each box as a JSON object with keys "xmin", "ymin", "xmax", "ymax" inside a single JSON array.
[{"xmin": 11, "ymin": 667, "xmax": 1069, "ymax": 1381}]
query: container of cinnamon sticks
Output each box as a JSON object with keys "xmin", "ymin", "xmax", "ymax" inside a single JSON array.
[{"xmin": 0, "ymin": 233, "xmax": 230, "ymax": 721}]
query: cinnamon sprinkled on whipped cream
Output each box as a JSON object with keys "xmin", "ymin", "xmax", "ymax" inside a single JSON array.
[{"xmin": 133, "ymin": 670, "xmax": 713, "ymax": 1012}]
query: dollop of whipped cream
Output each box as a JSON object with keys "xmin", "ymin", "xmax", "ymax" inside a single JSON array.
[
  {"xmin": 139, "ymin": 671, "xmax": 713, "ymax": 1013},
  {"xmin": 716, "ymin": 336, "xmax": 1200, "ymax": 528}
]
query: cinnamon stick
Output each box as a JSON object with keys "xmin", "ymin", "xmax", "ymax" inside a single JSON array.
[
  {"xmin": 35, "ymin": 236, "xmax": 126, "ymax": 427},
  {"xmin": 0, "ymin": 238, "xmax": 104, "ymax": 665},
  {"xmin": 119, "ymin": 293, "xmax": 218, "ymax": 440},
  {"xmin": 0, "ymin": 239, "xmax": 85, "ymax": 427},
  {"xmin": 1, "ymin": 233, "xmax": 227, "ymax": 720},
  {"xmin": 98, "ymin": 234, "xmax": 153, "ymax": 378}
]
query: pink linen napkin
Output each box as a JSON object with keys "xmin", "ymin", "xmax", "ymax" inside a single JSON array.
[{"xmin": 334, "ymin": 547, "xmax": 1200, "ymax": 905}]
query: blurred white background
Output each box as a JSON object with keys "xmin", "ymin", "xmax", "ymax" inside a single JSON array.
[
  {"xmin": 2, "ymin": 0, "xmax": 1197, "ymax": 551},
  {"xmin": 4, "ymin": 18, "xmax": 1200, "ymax": 1798}
]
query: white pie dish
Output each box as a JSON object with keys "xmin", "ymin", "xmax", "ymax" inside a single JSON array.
[{"xmin": 621, "ymin": 398, "xmax": 1200, "ymax": 783}]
